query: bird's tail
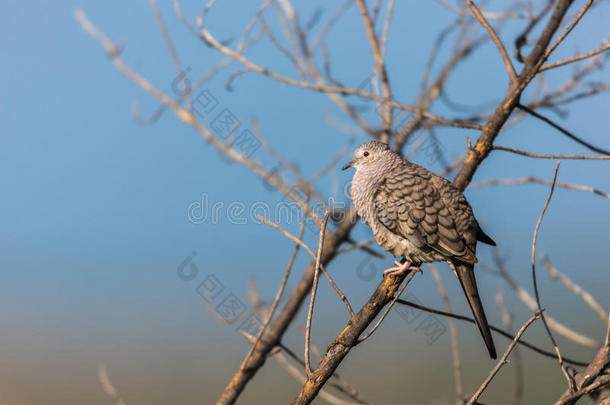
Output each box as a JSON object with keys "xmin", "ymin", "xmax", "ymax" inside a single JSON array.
[{"xmin": 454, "ymin": 261, "xmax": 497, "ymax": 359}]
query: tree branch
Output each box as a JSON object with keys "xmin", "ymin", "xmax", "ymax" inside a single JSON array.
[{"xmin": 466, "ymin": 311, "xmax": 542, "ymax": 405}]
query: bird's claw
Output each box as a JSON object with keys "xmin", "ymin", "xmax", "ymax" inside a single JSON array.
[{"xmin": 383, "ymin": 260, "xmax": 421, "ymax": 278}]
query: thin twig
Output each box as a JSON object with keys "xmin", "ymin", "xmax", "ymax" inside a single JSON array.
[
  {"xmin": 470, "ymin": 176, "xmax": 610, "ymax": 201},
  {"xmin": 466, "ymin": 310, "xmax": 543, "ymax": 405},
  {"xmin": 336, "ymin": 238, "xmax": 380, "ymax": 257},
  {"xmin": 544, "ymin": 0, "xmax": 595, "ymax": 60},
  {"xmin": 394, "ymin": 298, "xmax": 588, "ymax": 367},
  {"xmin": 305, "ymin": 211, "xmax": 330, "ymax": 376},
  {"xmin": 465, "ymin": 0, "xmax": 517, "ymax": 84},
  {"xmin": 542, "ymin": 256, "xmax": 608, "ymax": 323},
  {"xmin": 149, "ymin": 0, "xmax": 191, "ymax": 108},
  {"xmin": 517, "ymin": 104, "xmax": 610, "ymax": 155},
  {"xmin": 453, "ymin": 0, "xmax": 581, "ymax": 191},
  {"xmin": 435, "ymin": 0, "xmax": 527, "ymax": 19},
  {"xmin": 493, "ymin": 145, "xmax": 610, "ymax": 160},
  {"xmin": 379, "ymin": 0, "xmax": 395, "ymax": 59},
  {"xmin": 256, "ymin": 215, "xmax": 355, "ymax": 317},
  {"xmin": 239, "ymin": 331, "xmax": 366, "ymax": 405},
  {"xmin": 98, "ymin": 365, "xmax": 127, "ymax": 405},
  {"xmin": 241, "ymin": 205, "xmax": 308, "ymax": 371},
  {"xmin": 429, "ymin": 264, "xmax": 463, "ymax": 403},
  {"xmin": 355, "ymin": 0, "xmax": 393, "ymax": 136},
  {"xmin": 493, "ymin": 250, "xmax": 599, "ymax": 348},
  {"xmin": 75, "ymin": 8, "xmax": 322, "ymax": 228},
  {"xmin": 309, "ymin": 0, "xmax": 355, "ymax": 53},
  {"xmin": 554, "ymin": 316, "xmax": 610, "ymax": 405},
  {"xmin": 496, "ymin": 288, "xmax": 524, "ymax": 405},
  {"xmin": 247, "ymin": 282, "xmax": 370, "ymax": 404},
  {"xmin": 541, "ymin": 41, "xmax": 610, "ymax": 71},
  {"xmin": 531, "ymin": 162, "xmax": 575, "ymax": 390},
  {"xmin": 358, "ymin": 270, "xmax": 418, "ymax": 342},
  {"xmin": 292, "ymin": 272, "xmax": 414, "ymax": 403},
  {"xmin": 554, "ymin": 376, "xmax": 610, "ymax": 405}
]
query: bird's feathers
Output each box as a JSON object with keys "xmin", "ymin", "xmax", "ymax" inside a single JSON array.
[
  {"xmin": 373, "ymin": 162, "xmax": 478, "ymax": 264},
  {"xmin": 477, "ymin": 226, "xmax": 496, "ymax": 246},
  {"xmin": 453, "ymin": 261, "xmax": 497, "ymax": 359}
]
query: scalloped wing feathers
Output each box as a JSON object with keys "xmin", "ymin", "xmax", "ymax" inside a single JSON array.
[{"xmin": 373, "ymin": 162, "xmax": 478, "ymax": 264}]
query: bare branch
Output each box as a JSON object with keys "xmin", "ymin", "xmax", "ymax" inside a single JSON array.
[
  {"xmin": 540, "ymin": 40, "xmax": 610, "ymax": 71},
  {"xmin": 98, "ymin": 365, "xmax": 127, "ymax": 405},
  {"xmin": 496, "ymin": 288, "xmax": 524, "ymax": 405},
  {"xmin": 292, "ymin": 272, "xmax": 417, "ymax": 404},
  {"xmin": 517, "ymin": 104, "xmax": 610, "ymax": 155},
  {"xmin": 544, "ymin": 0, "xmax": 594, "ymax": 60},
  {"xmin": 531, "ymin": 162, "xmax": 575, "ymax": 389},
  {"xmin": 554, "ymin": 317, "xmax": 610, "ymax": 405},
  {"xmin": 239, "ymin": 332, "xmax": 367, "ymax": 405},
  {"xmin": 494, "ymin": 250, "xmax": 599, "ymax": 348},
  {"xmin": 241, "ymin": 206, "xmax": 308, "ymax": 371},
  {"xmin": 256, "ymin": 215, "xmax": 354, "ymax": 317},
  {"xmin": 149, "ymin": 0, "xmax": 190, "ymax": 106},
  {"xmin": 358, "ymin": 270, "xmax": 418, "ymax": 343},
  {"xmin": 493, "ymin": 145, "xmax": 610, "ymax": 160},
  {"xmin": 435, "ymin": 0, "xmax": 527, "ymax": 19},
  {"xmin": 465, "ymin": 0, "xmax": 517, "ymax": 84},
  {"xmin": 336, "ymin": 238, "xmax": 382, "ymax": 258},
  {"xmin": 542, "ymin": 257, "xmax": 608, "ymax": 323},
  {"xmin": 429, "ymin": 264, "xmax": 463, "ymax": 403},
  {"xmin": 247, "ymin": 283, "xmax": 370, "ymax": 404},
  {"xmin": 305, "ymin": 212, "xmax": 331, "ymax": 376},
  {"xmin": 466, "ymin": 311, "xmax": 542, "ymax": 405},
  {"xmin": 75, "ymin": 8, "xmax": 321, "ymax": 228},
  {"xmin": 453, "ymin": 0, "xmax": 577, "ymax": 190},
  {"xmin": 355, "ymin": 0, "xmax": 393, "ymax": 136},
  {"xmin": 470, "ymin": 176, "xmax": 610, "ymax": 201},
  {"xmin": 395, "ymin": 298, "xmax": 588, "ymax": 366}
]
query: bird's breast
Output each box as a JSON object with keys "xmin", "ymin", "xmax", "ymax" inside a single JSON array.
[{"xmin": 371, "ymin": 220, "xmax": 447, "ymax": 263}]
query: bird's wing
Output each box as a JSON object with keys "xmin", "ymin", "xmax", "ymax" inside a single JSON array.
[
  {"xmin": 373, "ymin": 163, "xmax": 477, "ymax": 263},
  {"xmin": 432, "ymin": 176, "xmax": 479, "ymax": 251}
]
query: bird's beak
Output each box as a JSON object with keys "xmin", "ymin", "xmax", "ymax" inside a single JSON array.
[{"xmin": 341, "ymin": 161, "xmax": 354, "ymax": 171}]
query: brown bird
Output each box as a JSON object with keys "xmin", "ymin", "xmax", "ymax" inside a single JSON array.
[{"xmin": 343, "ymin": 141, "xmax": 497, "ymax": 358}]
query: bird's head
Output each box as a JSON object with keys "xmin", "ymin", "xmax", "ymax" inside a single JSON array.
[{"xmin": 342, "ymin": 141, "xmax": 393, "ymax": 171}]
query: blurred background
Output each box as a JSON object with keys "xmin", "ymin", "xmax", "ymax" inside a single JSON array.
[{"xmin": 1, "ymin": 1, "xmax": 609, "ymax": 404}]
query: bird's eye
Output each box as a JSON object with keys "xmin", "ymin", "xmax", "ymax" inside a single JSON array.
[{"xmin": 363, "ymin": 151, "xmax": 370, "ymax": 157}]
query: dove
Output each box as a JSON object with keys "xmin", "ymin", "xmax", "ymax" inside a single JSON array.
[{"xmin": 343, "ymin": 141, "xmax": 497, "ymax": 358}]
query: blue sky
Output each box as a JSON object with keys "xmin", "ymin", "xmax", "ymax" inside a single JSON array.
[{"xmin": 1, "ymin": 1, "xmax": 609, "ymax": 404}]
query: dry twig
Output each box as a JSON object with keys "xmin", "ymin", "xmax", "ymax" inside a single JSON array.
[
  {"xmin": 554, "ymin": 315, "xmax": 610, "ymax": 405},
  {"xmin": 496, "ymin": 288, "xmax": 524, "ymax": 405},
  {"xmin": 493, "ymin": 250, "xmax": 598, "ymax": 348},
  {"xmin": 542, "ymin": 257, "xmax": 608, "ymax": 323},
  {"xmin": 531, "ymin": 162, "xmax": 575, "ymax": 389},
  {"xmin": 305, "ymin": 212, "xmax": 331, "ymax": 376},
  {"xmin": 98, "ymin": 365, "xmax": 127, "ymax": 405},
  {"xmin": 471, "ymin": 176, "xmax": 610, "ymax": 201},
  {"xmin": 429, "ymin": 264, "xmax": 463, "ymax": 403},
  {"xmin": 395, "ymin": 298, "xmax": 587, "ymax": 366},
  {"xmin": 466, "ymin": 311, "xmax": 542, "ymax": 405},
  {"xmin": 492, "ymin": 145, "xmax": 610, "ymax": 160}
]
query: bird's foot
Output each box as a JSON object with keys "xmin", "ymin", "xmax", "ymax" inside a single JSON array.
[{"xmin": 383, "ymin": 260, "xmax": 421, "ymax": 278}]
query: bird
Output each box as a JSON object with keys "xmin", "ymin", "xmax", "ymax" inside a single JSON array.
[{"xmin": 342, "ymin": 141, "xmax": 497, "ymax": 359}]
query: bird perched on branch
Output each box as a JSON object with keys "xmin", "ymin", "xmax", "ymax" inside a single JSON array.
[{"xmin": 343, "ymin": 141, "xmax": 497, "ymax": 358}]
